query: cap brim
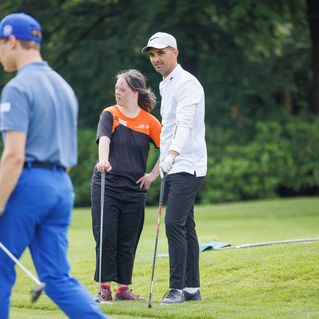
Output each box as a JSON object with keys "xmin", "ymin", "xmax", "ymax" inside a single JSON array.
[{"xmin": 142, "ymin": 44, "xmax": 168, "ymax": 53}]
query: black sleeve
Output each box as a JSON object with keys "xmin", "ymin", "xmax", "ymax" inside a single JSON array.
[{"xmin": 96, "ymin": 111, "xmax": 113, "ymax": 144}]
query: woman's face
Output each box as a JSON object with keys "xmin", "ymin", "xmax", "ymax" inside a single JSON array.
[{"xmin": 115, "ymin": 77, "xmax": 136, "ymax": 108}]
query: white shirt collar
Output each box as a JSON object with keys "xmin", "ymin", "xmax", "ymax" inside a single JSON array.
[{"xmin": 162, "ymin": 64, "xmax": 182, "ymax": 84}]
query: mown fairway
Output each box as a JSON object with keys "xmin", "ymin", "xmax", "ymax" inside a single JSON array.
[{"xmin": 10, "ymin": 197, "xmax": 319, "ymax": 319}]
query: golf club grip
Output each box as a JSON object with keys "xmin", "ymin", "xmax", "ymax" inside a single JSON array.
[
  {"xmin": 159, "ymin": 176, "xmax": 165, "ymax": 205},
  {"xmin": 101, "ymin": 171, "xmax": 106, "ymax": 205}
]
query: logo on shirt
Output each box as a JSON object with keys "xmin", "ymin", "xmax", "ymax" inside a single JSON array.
[
  {"xmin": 0, "ymin": 102, "xmax": 11, "ymax": 112},
  {"xmin": 113, "ymin": 116, "xmax": 127, "ymax": 126},
  {"xmin": 119, "ymin": 119, "xmax": 127, "ymax": 126},
  {"xmin": 135, "ymin": 124, "xmax": 150, "ymax": 130}
]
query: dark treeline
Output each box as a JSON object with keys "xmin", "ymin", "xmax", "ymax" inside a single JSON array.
[{"xmin": 1, "ymin": 0, "xmax": 318, "ymax": 206}]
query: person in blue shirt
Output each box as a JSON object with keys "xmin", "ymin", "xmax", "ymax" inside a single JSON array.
[{"xmin": 0, "ymin": 13, "xmax": 108, "ymax": 319}]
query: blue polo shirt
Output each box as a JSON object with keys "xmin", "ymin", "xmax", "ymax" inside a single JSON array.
[{"xmin": 0, "ymin": 61, "xmax": 78, "ymax": 168}]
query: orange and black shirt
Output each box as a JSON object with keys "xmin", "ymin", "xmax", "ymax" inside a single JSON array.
[{"xmin": 94, "ymin": 105, "xmax": 161, "ymax": 192}]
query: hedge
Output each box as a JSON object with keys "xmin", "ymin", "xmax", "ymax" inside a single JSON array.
[
  {"xmin": 201, "ymin": 118, "xmax": 319, "ymax": 203},
  {"xmin": 1, "ymin": 119, "xmax": 318, "ymax": 207}
]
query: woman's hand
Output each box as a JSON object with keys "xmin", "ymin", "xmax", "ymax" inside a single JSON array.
[
  {"xmin": 96, "ymin": 160, "xmax": 112, "ymax": 173},
  {"xmin": 136, "ymin": 172, "xmax": 157, "ymax": 190}
]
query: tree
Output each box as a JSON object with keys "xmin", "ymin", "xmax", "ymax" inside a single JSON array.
[
  {"xmin": 0, "ymin": 0, "xmax": 316, "ymax": 127},
  {"xmin": 307, "ymin": 0, "xmax": 319, "ymax": 114}
]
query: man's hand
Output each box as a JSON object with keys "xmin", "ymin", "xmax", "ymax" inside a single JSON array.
[{"xmin": 159, "ymin": 154, "xmax": 175, "ymax": 178}]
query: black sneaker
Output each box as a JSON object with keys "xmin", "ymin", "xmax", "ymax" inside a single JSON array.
[
  {"xmin": 183, "ymin": 289, "xmax": 202, "ymax": 301},
  {"xmin": 160, "ymin": 289, "xmax": 185, "ymax": 305}
]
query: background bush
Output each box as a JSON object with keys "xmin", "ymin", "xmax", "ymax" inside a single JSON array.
[
  {"xmin": 201, "ymin": 118, "xmax": 319, "ymax": 203},
  {"xmin": 69, "ymin": 129, "xmax": 97, "ymax": 207},
  {"xmin": 71, "ymin": 118, "xmax": 319, "ymax": 206}
]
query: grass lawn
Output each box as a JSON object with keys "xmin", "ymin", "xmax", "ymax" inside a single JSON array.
[{"xmin": 10, "ymin": 197, "xmax": 319, "ymax": 319}]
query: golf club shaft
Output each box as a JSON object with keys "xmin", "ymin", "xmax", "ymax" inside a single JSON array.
[
  {"xmin": 148, "ymin": 203, "xmax": 163, "ymax": 307},
  {"xmin": 98, "ymin": 171, "xmax": 106, "ymax": 290},
  {"xmin": 148, "ymin": 176, "xmax": 166, "ymax": 307},
  {"xmin": 221, "ymin": 237, "xmax": 319, "ymax": 250},
  {"xmin": 0, "ymin": 242, "xmax": 41, "ymax": 285}
]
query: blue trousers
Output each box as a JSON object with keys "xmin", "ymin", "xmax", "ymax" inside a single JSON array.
[{"xmin": 0, "ymin": 168, "xmax": 108, "ymax": 319}]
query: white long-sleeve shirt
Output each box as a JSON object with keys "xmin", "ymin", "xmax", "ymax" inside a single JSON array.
[{"xmin": 159, "ymin": 64, "xmax": 207, "ymax": 177}]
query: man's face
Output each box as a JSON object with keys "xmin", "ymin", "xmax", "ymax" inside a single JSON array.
[
  {"xmin": 148, "ymin": 47, "xmax": 178, "ymax": 78},
  {"xmin": 0, "ymin": 38, "xmax": 16, "ymax": 72}
]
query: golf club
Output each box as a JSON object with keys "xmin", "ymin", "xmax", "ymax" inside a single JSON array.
[
  {"xmin": 0, "ymin": 241, "xmax": 46, "ymax": 303},
  {"xmin": 219, "ymin": 237, "xmax": 319, "ymax": 250},
  {"xmin": 98, "ymin": 171, "xmax": 106, "ymax": 303},
  {"xmin": 148, "ymin": 176, "xmax": 166, "ymax": 308}
]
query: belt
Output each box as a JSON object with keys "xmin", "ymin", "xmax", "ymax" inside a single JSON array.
[{"xmin": 24, "ymin": 162, "xmax": 66, "ymax": 172}]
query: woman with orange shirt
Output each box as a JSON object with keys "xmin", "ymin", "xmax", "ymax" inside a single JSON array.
[{"xmin": 91, "ymin": 69, "xmax": 161, "ymax": 302}]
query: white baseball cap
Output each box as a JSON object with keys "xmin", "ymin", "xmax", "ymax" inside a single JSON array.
[{"xmin": 142, "ymin": 32, "xmax": 177, "ymax": 53}]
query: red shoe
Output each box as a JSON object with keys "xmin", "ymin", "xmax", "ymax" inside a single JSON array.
[
  {"xmin": 114, "ymin": 286, "xmax": 145, "ymax": 301},
  {"xmin": 95, "ymin": 285, "xmax": 113, "ymax": 303}
]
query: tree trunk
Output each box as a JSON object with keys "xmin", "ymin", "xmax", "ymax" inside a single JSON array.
[
  {"xmin": 284, "ymin": 87, "xmax": 292, "ymax": 114},
  {"xmin": 307, "ymin": 0, "xmax": 319, "ymax": 114}
]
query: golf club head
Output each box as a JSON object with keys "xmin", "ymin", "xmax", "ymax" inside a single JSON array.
[
  {"xmin": 147, "ymin": 295, "xmax": 152, "ymax": 308},
  {"xmin": 30, "ymin": 282, "xmax": 46, "ymax": 303},
  {"xmin": 98, "ymin": 289, "xmax": 102, "ymax": 304}
]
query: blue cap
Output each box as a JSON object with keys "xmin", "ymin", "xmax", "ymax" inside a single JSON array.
[{"xmin": 0, "ymin": 13, "xmax": 42, "ymax": 43}]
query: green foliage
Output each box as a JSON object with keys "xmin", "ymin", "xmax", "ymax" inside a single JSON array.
[
  {"xmin": 203, "ymin": 119, "xmax": 319, "ymax": 203},
  {"xmin": 72, "ymin": 119, "xmax": 319, "ymax": 206},
  {"xmin": 280, "ymin": 119, "xmax": 319, "ymax": 191},
  {"xmin": 1, "ymin": 0, "xmax": 318, "ymax": 206},
  {"xmin": 69, "ymin": 128, "xmax": 97, "ymax": 207},
  {"xmin": 0, "ymin": 0, "xmax": 313, "ymax": 128}
]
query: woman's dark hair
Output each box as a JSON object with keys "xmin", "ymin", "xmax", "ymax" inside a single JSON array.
[{"xmin": 116, "ymin": 69, "xmax": 156, "ymax": 113}]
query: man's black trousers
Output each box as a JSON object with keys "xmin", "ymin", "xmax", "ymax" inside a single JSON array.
[{"xmin": 164, "ymin": 172, "xmax": 204, "ymax": 289}]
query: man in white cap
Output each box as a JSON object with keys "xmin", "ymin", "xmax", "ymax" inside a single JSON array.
[{"xmin": 142, "ymin": 32, "xmax": 207, "ymax": 304}]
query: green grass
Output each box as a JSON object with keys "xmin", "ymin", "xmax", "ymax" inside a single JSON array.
[{"xmin": 10, "ymin": 197, "xmax": 319, "ymax": 319}]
